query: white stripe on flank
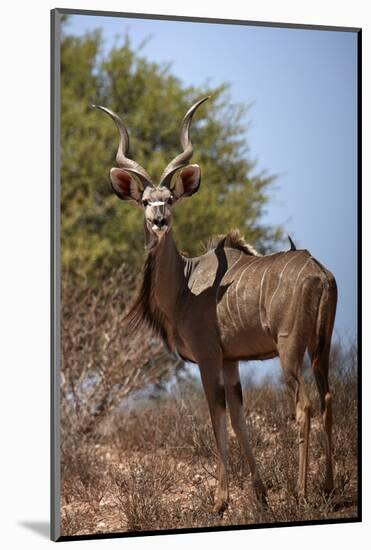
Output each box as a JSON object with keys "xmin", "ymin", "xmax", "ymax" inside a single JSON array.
[
  {"xmin": 226, "ymin": 252, "xmax": 243, "ymax": 278},
  {"xmin": 259, "ymin": 265, "xmax": 270, "ymax": 332},
  {"xmin": 234, "ymin": 257, "xmax": 261, "ymax": 329},
  {"xmin": 293, "ymin": 256, "xmax": 312, "ymax": 293},
  {"xmin": 268, "ymin": 253, "xmax": 299, "ymax": 319}
]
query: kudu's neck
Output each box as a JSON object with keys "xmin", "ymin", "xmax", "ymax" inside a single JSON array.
[{"xmin": 144, "ymin": 225, "xmax": 186, "ymax": 317}]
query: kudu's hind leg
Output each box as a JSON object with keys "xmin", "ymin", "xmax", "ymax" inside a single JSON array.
[
  {"xmin": 278, "ymin": 339, "xmax": 311, "ymax": 498},
  {"xmin": 199, "ymin": 359, "xmax": 229, "ymax": 514},
  {"xmin": 223, "ymin": 360, "xmax": 267, "ymax": 505},
  {"xmin": 310, "ymin": 344, "xmax": 333, "ymax": 494}
]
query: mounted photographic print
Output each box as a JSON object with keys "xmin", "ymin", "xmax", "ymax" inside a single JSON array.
[{"xmin": 51, "ymin": 8, "xmax": 361, "ymax": 542}]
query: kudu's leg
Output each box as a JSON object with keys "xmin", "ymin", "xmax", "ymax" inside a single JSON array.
[
  {"xmin": 278, "ymin": 339, "xmax": 311, "ymax": 498},
  {"xmin": 199, "ymin": 358, "xmax": 229, "ymax": 514},
  {"xmin": 223, "ymin": 360, "xmax": 267, "ymax": 505},
  {"xmin": 310, "ymin": 343, "xmax": 333, "ymax": 494}
]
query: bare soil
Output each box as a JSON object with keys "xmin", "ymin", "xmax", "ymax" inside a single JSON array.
[{"xmin": 60, "ymin": 368, "xmax": 358, "ymax": 537}]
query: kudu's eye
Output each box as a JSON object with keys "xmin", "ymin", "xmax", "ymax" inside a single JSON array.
[
  {"xmin": 142, "ymin": 199, "xmax": 149, "ymax": 207},
  {"xmin": 168, "ymin": 195, "xmax": 174, "ymax": 205}
]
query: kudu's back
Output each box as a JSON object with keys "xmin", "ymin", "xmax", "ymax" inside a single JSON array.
[{"xmin": 184, "ymin": 243, "xmax": 337, "ymax": 363}]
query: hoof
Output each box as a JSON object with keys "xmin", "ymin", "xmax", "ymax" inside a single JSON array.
[
  {"xmin": 323, "ymin": 482, "xmax": 334, "ymax": 497},
  {"xmin": 253, "ymin": 479, "xmax": 268, "ymax": 509},
  {"xmin": 298, "ymin": 493, "xmax": 307, "ymax": 503},
  {"xmin": 213, "ymin": 499, "xmax": 228, "ymax": 515},
  {"xmin": 297, "ymin": 489, "xmax": 308, "ymax": 505}
]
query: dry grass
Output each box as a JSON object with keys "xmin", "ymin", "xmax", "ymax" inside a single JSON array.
[
  {"xmin": 60, "ymin": 343, "xmax": 358, "ymax": 537},
  {"xmin": 60, "ymin": 266, "xmax": 181, "ymax": 440}
]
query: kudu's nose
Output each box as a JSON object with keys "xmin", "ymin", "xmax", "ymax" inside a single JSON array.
[{"xmin": 153, "ymin": 217, "xmax": 167, "ymax": 228}]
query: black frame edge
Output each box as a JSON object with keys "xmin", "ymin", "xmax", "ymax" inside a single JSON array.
[
  {"xmin": 356, "ymin": 28, "xmax": 362, "ymax": 522},
  {"xmin": 57, "ymin": 516, "xmax": 361, "ymax": 543},
  {"xmin": 54, "ymin": 7, "xmax": 361, "ymax": 33},
  {"xmin": 51, "ymin": 7, "xmax": 61, "ymax": 543}
]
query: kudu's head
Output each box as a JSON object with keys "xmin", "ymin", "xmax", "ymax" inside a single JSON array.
[{"xmin": 93, "ymin": 97, "xmax": 209, "ymax": 242}]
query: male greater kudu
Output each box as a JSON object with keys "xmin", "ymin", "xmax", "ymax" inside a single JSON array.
[{"xmin": 94, "ymin": 97, "xmax": 337, "ymax": 513}]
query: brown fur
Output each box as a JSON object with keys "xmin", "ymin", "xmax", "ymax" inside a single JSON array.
[
  {"xmin": 99, "ymin": 96, "xmax": 337, "ymax": 514},
  {"xmin": 125, "ymin": 252, "xmax": 169, "ymax": 348},
  {"xmin": 126, "ymin": 229, "xmax": 259, "ymax": 341}
]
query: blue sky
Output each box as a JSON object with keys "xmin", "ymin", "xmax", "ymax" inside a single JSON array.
[{"xmin": 64, "ymin": 14, "xmax": 357, "ymax": 372}]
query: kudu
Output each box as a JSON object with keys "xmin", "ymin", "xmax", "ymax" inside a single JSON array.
[{"xmin": 94, "ymin": 97, "xmax": 337, "ymax": 513}]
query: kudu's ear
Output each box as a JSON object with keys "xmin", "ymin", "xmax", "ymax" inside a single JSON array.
[
  {"xmin": 110, "ymin": 168, "xmax": 142, "ymax": 202},
  {"xmin": 173, "ymin": 164, "xmax": 201, "ymax": 200}
]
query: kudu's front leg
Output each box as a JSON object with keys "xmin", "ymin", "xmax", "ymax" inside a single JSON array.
[
  {"xmin": 199, "ymin": 359, "xmax": 229, "ymax": 514},
  {"xmin": 223, "ymin": 360, "xmax": 267, "ymax": 506}
]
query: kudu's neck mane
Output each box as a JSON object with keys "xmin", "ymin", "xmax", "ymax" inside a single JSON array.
[{"xmin": 125, "ymin": 230, "xmax": 185, "ymax": 343}]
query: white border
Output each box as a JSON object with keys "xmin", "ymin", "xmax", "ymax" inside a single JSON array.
[{"xmin": 0, "ymin": 1, "xmax": 368, "ymax": 548}]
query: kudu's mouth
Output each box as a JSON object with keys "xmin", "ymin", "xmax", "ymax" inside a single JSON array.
[{"xmin": 148, "ymin": 219, "xmax": 170, "ymax": 239}]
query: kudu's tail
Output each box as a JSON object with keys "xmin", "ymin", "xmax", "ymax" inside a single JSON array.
[{"xmin": 310, "ymin": 273, "xmax": 337, "ymax": 370}]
